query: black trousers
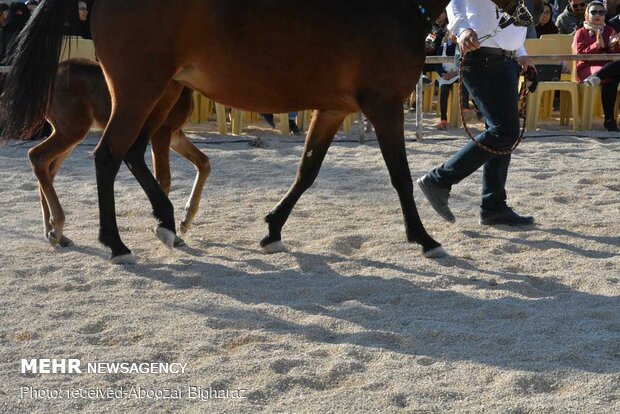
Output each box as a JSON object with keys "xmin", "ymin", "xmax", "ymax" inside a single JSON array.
[{"xmin": 594, "ymin": 60, "xmax": 620, "ymax": 121}]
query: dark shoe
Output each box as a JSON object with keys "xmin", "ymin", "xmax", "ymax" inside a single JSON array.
[
  {"xmin": 261, "ymin": 113, "xmax": 276, "ymax": 128},
  {"xmin": 604, "ymin": 119, "xmax": 619, "ymax": 132},
  {"xmin": 417, "ymin": 174, "xmax": 455, "ymax": 223},
  {"xmin": 289, "ymin": 120, "xmax": 302, "ymax": 135},
  {"xmin": 480, "ymin": 207, "xmax": 534, "ymax": 226}
]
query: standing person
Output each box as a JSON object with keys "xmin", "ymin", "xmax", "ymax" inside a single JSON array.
[
  {"xmin": 574, "ymin": 1, "xmax": 620, "ymax": 131},
  {"xmin": 417, "ymin": 0, "xmax": 536, "ymax": 226},
  {"xmin": 556, "ymin": 0, "xmax": 587, "ymax": 33}
]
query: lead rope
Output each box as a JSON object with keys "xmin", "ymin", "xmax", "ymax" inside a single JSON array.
[{"xmin": 457, "ymin": 55, "xmax": 529, "ymax": 155}]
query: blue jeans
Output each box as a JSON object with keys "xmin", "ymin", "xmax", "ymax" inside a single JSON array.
[{"xmin": 428, "ymin": 51, "xmax": 520, "ymax": 212}]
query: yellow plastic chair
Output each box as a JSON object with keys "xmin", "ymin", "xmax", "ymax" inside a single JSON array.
[
  {"xmin": 524, "ymin": 37, "xmax": 580, "ymax": 131},
  {"xmin": 59, "ymin": 37, "xmax": 96, "ymax": 61},
  {"xmin": 189, "ymin": 93, "xmax": 228, "ymax": 135}
]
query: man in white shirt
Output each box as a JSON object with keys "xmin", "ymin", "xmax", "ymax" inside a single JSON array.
[{"xmin": 417, "ymin": 0, "xmax": 536, "ymax": 226}]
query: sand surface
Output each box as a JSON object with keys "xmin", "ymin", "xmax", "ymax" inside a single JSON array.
[{"xmin": 0, "ymin": 116, "xmax": 618, "ymax": 413}]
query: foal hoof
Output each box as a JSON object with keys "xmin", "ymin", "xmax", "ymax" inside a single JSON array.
[
  {"xmin": 58, "ymin": 235, "xmax": 75, "ymax": 248},
  {"xmin": 261, "ymin": 240, "xmax": 288, "ymax": 254},
  {"xmin": 47, "ymin": 232, "xmax": 74, "ymax": 248},
  {"xmin": 154, "ymin": 226, "xmax": 176, "ymax": 249},
  {"xmin": 423, "ymin": 246, "xmax": 448, "ymax": 259},
  {"xmin": 173, "ymin": 235, "xmax": 186, "ymax": 248},
  {"xmin": 179, "ymin": 221, "xmax": 190, "ymax": 235},
  {"xmin": 109, "ymin": 253, "xmax": 137, "ymax": 265}
]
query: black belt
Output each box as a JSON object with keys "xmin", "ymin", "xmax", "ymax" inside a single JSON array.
[{"xmin": 471, "ymin": 47, "xmax": 517, "ymax": 59}]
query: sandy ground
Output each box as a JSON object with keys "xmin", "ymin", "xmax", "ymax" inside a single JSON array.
[{"xmin": 0, "ymin": 115, "xmax": 618, "ymax": 413}]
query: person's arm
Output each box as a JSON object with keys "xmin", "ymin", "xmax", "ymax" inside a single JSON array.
[
  {"xmin": 446, "ymin": 0, "xmax": 469, "ymax": 37},
  {"xmin": 606, "ymin": 28, "xmax": 620, "ymax": 52}
]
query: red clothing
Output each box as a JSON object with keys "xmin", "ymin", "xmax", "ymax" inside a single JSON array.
[{"xmin": 573, "ymin": 26, "xmax": 620, "ymax": 82}]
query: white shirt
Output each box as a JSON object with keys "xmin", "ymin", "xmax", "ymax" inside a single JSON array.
[{"xmin": 447, "ymin": 0, "xmax": 527, "ymax": 56}]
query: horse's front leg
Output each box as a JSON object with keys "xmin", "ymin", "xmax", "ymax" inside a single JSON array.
[
  {"xmin": 261, "ymin": 109, "xmax": 348, "ymax": 253},
  {"xmin": 362, "ymin": 100, "xmax": 446, "ymax": 258}
]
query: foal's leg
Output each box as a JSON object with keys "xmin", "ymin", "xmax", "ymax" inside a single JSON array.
[
  {"xmin": 28, "ymin": 131, "xmax": 82, "ymax": 247},
  {"xmin": 168, "ymin": 130, "xmax": 211, "ymax": 234},
  {"xmin": 362, "ymin": 100, "xmax": 445, "ymax": 258},
  {"xmin": 261, "ymin": 109, "xmax": 347, "ymax": 253},
  {"xmin": 150, "ymin": 126, "xmax": 173, "ymax": 195}
]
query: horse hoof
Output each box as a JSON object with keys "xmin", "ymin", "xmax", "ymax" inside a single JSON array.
[
  {"xmin": 173, "ymin": 235, "xmax": 186, "ymax": 247},
  {"xmin": 262, "ymin": 240, "xmax": 287, "ymax": 254},
  {"xmin": 110, "ymin": 253, "xmax": 137, "ymax": 265},
  {"xmin": 179, "ymin": 221, "xmax": 190, "ymax": 235},
  {"xmin": 154, "ymin": 226, "xmax": 176, "ymax": 249},
  {"xmin": 59, "ymin": 235, "xmax": 74, "ymax": 248},
  {"xmin": 47, "ymin": 231, "xmax": 73, "ymax": 248},
  {"xmin": 423, "ymin": 246, "xmax": 448, "ymax": 259}
]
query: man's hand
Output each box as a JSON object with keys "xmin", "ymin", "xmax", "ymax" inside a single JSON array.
[
  {"xmin": 458, "ymin": 29, "xmax": 480, "ymax": 54},
  {"xmin": 442, "ymin": 71, "xmax": 458, "ymax": 80},
  {"xmin": 517, "ymin": 56, "xmax": 535, "ymax": 75}
]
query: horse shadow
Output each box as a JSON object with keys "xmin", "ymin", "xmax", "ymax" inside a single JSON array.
[{"xmin": 121, "ymin": 245, "xmax": 620, "ymax": 375}]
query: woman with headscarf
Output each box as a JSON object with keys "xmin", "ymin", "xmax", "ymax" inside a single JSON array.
[{"xmin": 573, "ymin": 1, "xmax": 620, "ymax": 131}]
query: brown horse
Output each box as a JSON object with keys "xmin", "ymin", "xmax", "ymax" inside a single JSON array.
[
  {"xmin": 30, "ymin": 58, "xmax": 210, "ymax": 251},
  {"xmin": 0, "ymin": 0, "xmax": 542, "ymax": 264}
]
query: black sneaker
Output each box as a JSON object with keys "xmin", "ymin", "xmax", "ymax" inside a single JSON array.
[
  {"xmin": 289, "ymin": 120, "xmax": 302, "ymax": 135},
  {"xmin": 417, "ymin": 174, "xmax": 455, "ymax": 223},
  {"xmin": 480, "ymin": 207, "xmax": 534, "ymax": 226}
]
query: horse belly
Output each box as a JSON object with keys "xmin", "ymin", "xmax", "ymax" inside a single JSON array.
[{"xmin": 174, "ymin": 64, "xmax": 359, "ymax": 114}]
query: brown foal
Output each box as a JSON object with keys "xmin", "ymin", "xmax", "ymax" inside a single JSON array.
[
  {"xmin": 0, "ymin": 0, "xmax": 541, "ymax": 263},
  {"xmin": 30, "ymin": 58, "xmax": 210, "ymax": 248}
]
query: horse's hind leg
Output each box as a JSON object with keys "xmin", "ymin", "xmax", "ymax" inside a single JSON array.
[
  {"xmin": 28, "ymin": 132, "xmax": 80, "ymax": 247},
  {"xmin": 261, "ymin": 109, "xmax": 347, "ymax": 253},
  {"xmin": 168, "ymin": 130, "xmax": 211, "ymax": 234},
  {"xmin": 361, "ymin": 100, "xmax": 446, "ymax": 258}
]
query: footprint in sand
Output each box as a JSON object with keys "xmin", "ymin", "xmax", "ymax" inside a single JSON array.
[
  {"xmin": 531, "ymin": 173, "xmax": 552, "ymax": 180},
  {"xmin": 552, "ymin": 196, "xmax": 570, "ymax": 204},
  {"xmin": 269, "ymin": 359, "xmax": 305, "ymax": 374},
  {"xmin": 512, "ymin": 374, "xmax": 560, "ymax": 396},
  {"xmin": 17, "ymin": 182, "xmax": 37, "ymax": 191},
  {"xmin": 77, "ymin": 320, "xmax": 107, "ymax": 334},
  {"xmin": 391, "ymin": 393, "xmax": 409, "ymax": 408},
  {"xmin": 327, "ymin": 235, "xmax": 369, "ymax": 256}
]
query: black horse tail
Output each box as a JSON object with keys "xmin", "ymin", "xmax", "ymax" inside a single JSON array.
[{"xmin": 0, "ymin": 0, "xmax": 78, "ymax": 141}]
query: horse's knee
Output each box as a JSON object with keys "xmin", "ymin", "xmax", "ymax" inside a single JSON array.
[
  {"xmin": 197, "ymin": 154, "xmax": 211, "ymax": 176},
  {"xmin": 28, "ymin": 147, "xmax": 48, "ymax": 173}
]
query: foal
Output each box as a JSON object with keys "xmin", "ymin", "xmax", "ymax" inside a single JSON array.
[{"xmin": 30, "ymin": 58, "xmax": 211, "ymax": 251}]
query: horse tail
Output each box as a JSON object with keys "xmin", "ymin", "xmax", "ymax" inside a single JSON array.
[{"xmin": 0, "ymin": 0, "xmax": 78, "ymax": 141}]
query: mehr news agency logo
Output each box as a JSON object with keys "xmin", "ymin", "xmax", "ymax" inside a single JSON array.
[
  {"xmin": 20, "ymin": 359, "xmax": 248, "ymax": 401},
  {"xmin": 21, "ymin": 359, "xmax": 187, "ymax": 375}
]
